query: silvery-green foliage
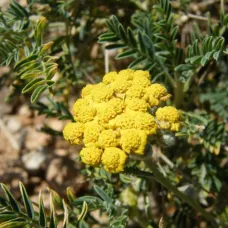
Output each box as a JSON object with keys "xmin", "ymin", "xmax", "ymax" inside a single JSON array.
[{"xmin": 0, "ymin": 182, "xmax": 88, "ymax": 227}]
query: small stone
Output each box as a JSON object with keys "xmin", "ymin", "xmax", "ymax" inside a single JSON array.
[
  {"xmin": 22, "ymin": 149, "xmax": 47, "ymax": 172},
  {"xmin": 90, "ymin": 210, "xmax": 109, "ymax": 225},
  {"xmin": 19, "ymin": 115, "xmax": 33, "ymax": 126},
  {"xmin": 46, "ymin": 158, "xmax": 68, "ymax": 185},
  {"xmin": 29, "ymin": 177, "xmax": 42, "ymax": 185},
  {"xmin": 25, "ymin": 127, "xmax": 52, "ymax": 150},
  {"xmin": 55, "ymin": 149, "xmax": 68, "ymax": 157},
  {"xmin": 48, "ymin": 118, "xmax": 64, "ymax": 132},
  {"xmin": 18, "ymin": 105, "xmax": 32, "ymax": 117},
  {"xmin": 6, "ymin": 116, "xmax": 22, "ymax": 133}
]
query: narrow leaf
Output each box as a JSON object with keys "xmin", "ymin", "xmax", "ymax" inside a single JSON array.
[
  {"xmin": 22, "ymin": 78, "xmax": 45, "ymax": 94},
  {"xmin": 49, "ymin": 193, "xmax": 57, "ymax": 228},
  {"xmin": 201, "ymin": 56, "xmax": 209, "ymax": 66},
  {"xmin": 62, "ymin": 200, "xmax": 69, "ymax": 228},
  {"xmin": 19, "ymin": 182, "xmax": 34, "ymax": 219},
  {"xmin": 138, "ymin": 32, "xmax": 146, "ymax": 54},
  {"xmin": 39, "ymin": 191, "xmax": 46, "ymax": 227},
  {"xmin": 116, "ymin": 49, "xmax": 137, "ymax": 59},
  {"xmin": 105, "ymin": 43, "xmax": 126, "ymax": 50},
  {"xmin": 128, "ymin": 56, "xmax": 147, "ymax": 68},
  {"xmin": 105, "ymin": 19, "xmax": 116, "ymax": 33},
  {"xmin": 48, "ymin": 188, "xmax": 63, "ymax": 208},
  {"xmin": 31, "ymin": 85, "xmax": 48, "ymax": 103},
  {"xmin": 0, "ymin": 221, "xmax": 27, "ymax": 228},
  {"xmin": 77, "ymin": 201, "xmax": 88, "ymax": 223},
  {"xmin": 14, "ymin": 54, "xmax": 38, "ymax": 71},
  {"xmin": 94, "ymin": 185, "xmax": 111, "ymax": 203},
  {"xmin": 66, "ymin": 187, "xmax": 76, "ymax": 202},
  {"xmin": 118, "ymin": 24, "xmax": 128, "ymax": 43},
  {"xmin": 127, "ymin": 27, "xmax": 137, "ymax": 47},
  {"xmin": 111, "ymin": 15, "xmax": 120, "ymax": 31},
  {"xmin": 175, "ymin": 64, "xmax": 193, "ymax": 72},
  {"xmin": 213, "ymin": 50, "xmax": 221, "ymax": 60},
  {"xmin": 0, "ymin": 213, "xmax": 17, "ymax": 222},
  {"xmin": 0, "ymin": 184, "xmax": 20, "ymax": 213}
]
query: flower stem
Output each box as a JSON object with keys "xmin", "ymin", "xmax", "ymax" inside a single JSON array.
[{"xmin": 173, "ymin": 81, "xmax": 184, "ymax": 108}]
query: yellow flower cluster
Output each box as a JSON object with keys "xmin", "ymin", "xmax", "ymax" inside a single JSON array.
[{"xmin": 63, "ymin": 69, "xmax": 180, "ymax": 173}]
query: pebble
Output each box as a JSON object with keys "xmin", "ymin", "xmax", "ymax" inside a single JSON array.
[
  {"xmin": 22, "ymin": 149, "xmax": 48, "ymax": 172},
  {"xmin": 6, "ymin": 116, "xmax": 22, "ymax": 133},
  {"xmin": 25, "ymin": 127, "xmax": 52, "ymax": 150}
]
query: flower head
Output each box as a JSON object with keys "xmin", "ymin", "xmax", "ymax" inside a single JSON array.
[
  {"xmin": 63, "ymin": 122, "xmax": 84, "ymax": 144},
  {"xmin": 80, "ymin": 147, "xmax": 103, "ymax": 166},
  {"xmin": 96, "ymin": 103, "xmax": 118, "ymax": 123},
  {"xmin": 103, "ymin": 71, "xmax": 117, "ymax": 84},
  {"xmin": 112, "ymin": 79, "xmax": 132, "ymax": 93},
  {"xmin": 101, "ymin": 147, "xmax": 127, "ymax": 173},
  {"xmin": 145, "ymin": 84, "xmax": 171, "ymax": 107},
  {"xmin": 125, "ymin": 98, "xmax": 148, "ymax": 112},
  {"xmin": 135, "ymin": 112, "xmax": 157, "ymax": 135},
  {"xmin": 72, "ymin": 98, "xmax": 89, "ymax": 116},
  {"xmin": 133, "ymin": 70, "xmax": 150, "ymax": 79},
  {"xmin": 156, "ymin": 106, "xmax": 180, "ymax": 131},
  {"xmin": 98, "ymin": 129, "xmax": 119, "ymax": 148},
  {"xmin": 117, "ymin": 69, "xmax": 134, "ymax": 81},
  {"xmin": 83, "ymin": 122, "xmax": 103, "ymax": 146},
  {"xmin": 91, "ymin": 84, "xmax": 114, "ymax": 103},
  {"xmin": 74, "ymin": 105, "xmax": 96, "ymax": 123},
  {"xmin": 126, "ymin": 85, "xmax": 145, "ymax": 99},
  {"xmin": 109, "ymin": 113, "xmax": 136, "ymax": 130},
  {"xmin": 120, "ymin": 129, "xmax": 147, "ymax": 155},
  {"xmin": 63, "ymin": 69, "xmax": 180, "ymax": 173},
  {"xmin": 132, "ymin": 75, "xmax": 151, "ymax": 88},
  {"xmin": 81, "ymin": 84, "xmax": 95, "ymax": 98},
  {"xmin": 108, "ymin": 97, "xmax": 124, "ymax": 114}
]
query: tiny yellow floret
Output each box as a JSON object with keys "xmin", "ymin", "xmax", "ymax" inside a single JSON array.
[
  {"xmin": 63, "ymin": 122, "xmax": 84, "ymax": 144},
  {"xmin": 101, "ymin": 147, "xmax": 127, "ymax": 173},
  {"xmin": 80, "ymin": 147, "xmax": 103, "ymax": 166}
]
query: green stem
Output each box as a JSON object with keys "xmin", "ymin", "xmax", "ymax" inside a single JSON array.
[
  {"xmin": 220, "ymin": 0, "xmax": 225, "ymax": 24},
  {"xmin": 155, "ymin": 56, "xmax": 176, "ymax": 88},
  {"xmin": 173, "ymin": 81, "xmax": 184, "ymax": 108}
]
